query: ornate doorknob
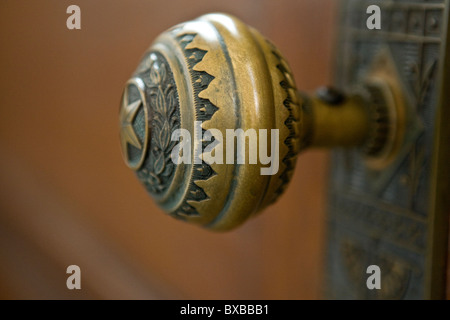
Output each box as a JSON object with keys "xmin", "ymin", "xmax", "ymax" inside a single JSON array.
[{"xmin": 119, "ymin": 13, "xmax": 404, "ymax": 231}]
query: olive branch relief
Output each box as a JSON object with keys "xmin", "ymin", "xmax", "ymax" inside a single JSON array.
[{"xmin": 138, "ymin": 57, "xmax": 180, "ymax": 193}]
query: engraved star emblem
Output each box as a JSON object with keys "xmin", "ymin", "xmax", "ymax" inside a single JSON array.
[
  {"xmin": 119, "ymin": 94, "xmax": 142, "ymax": 155},
  {"xmin": 119, "ymin": 78, "xmax": 149, "ymax": 171}
]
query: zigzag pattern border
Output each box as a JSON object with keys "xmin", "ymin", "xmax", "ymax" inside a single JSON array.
[{"xmin": 174, "ymin": 33, "xmax": 218, "ymax": 217}]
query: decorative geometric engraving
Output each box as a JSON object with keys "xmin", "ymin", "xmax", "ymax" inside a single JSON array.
[{"xmin": 326, "ymin": 0, "xmax": 446, "ymax": 299}]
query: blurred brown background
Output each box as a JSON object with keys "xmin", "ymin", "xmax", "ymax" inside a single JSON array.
[{"xmin": 0, "ymin": 0, "xmax": 336, "ymax": 299}]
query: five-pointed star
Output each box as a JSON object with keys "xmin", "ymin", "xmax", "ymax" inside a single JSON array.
[{"xmin": 119, "ymin": 95, "xmax": 142, "ymax": 155}]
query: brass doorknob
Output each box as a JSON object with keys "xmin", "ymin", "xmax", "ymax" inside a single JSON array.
[{"xmin": 119, "ymin": 13, "xmax": 404, "ymax": 230}]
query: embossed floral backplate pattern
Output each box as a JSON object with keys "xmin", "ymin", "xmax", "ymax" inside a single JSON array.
[{"xmin": 326, "ymin": 0, "xmax": 449, "ymax": 299}]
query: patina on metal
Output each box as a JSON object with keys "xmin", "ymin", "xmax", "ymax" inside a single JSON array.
[
  {"xmin": 119, "ymin": 13, "xmax": 404, "ymax": 231},
  {"xmin": 326, "ymin": 0, "xmax": 450, "ymax": 299}
]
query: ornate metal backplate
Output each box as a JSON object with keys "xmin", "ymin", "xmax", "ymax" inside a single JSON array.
[{"xmin": 326, "ymin": 0, "xmax": 449, "ymax": 299}]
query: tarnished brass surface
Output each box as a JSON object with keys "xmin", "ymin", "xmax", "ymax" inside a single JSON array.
[
  {"xmin": 119, "ymin": 13, "xmax": 403, "ymax": 230},
  {"xmin": 326, "ymin": 0, "xmax": 449, "ymax": 299},
  {"xmin": 306, "ymin": 95, "xmax": 370, "ymax": 148}
]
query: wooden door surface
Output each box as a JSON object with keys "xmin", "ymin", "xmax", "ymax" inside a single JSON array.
[{"xmin": 0, "ymin": 0, "xmax": 336, "ymax": 299}]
